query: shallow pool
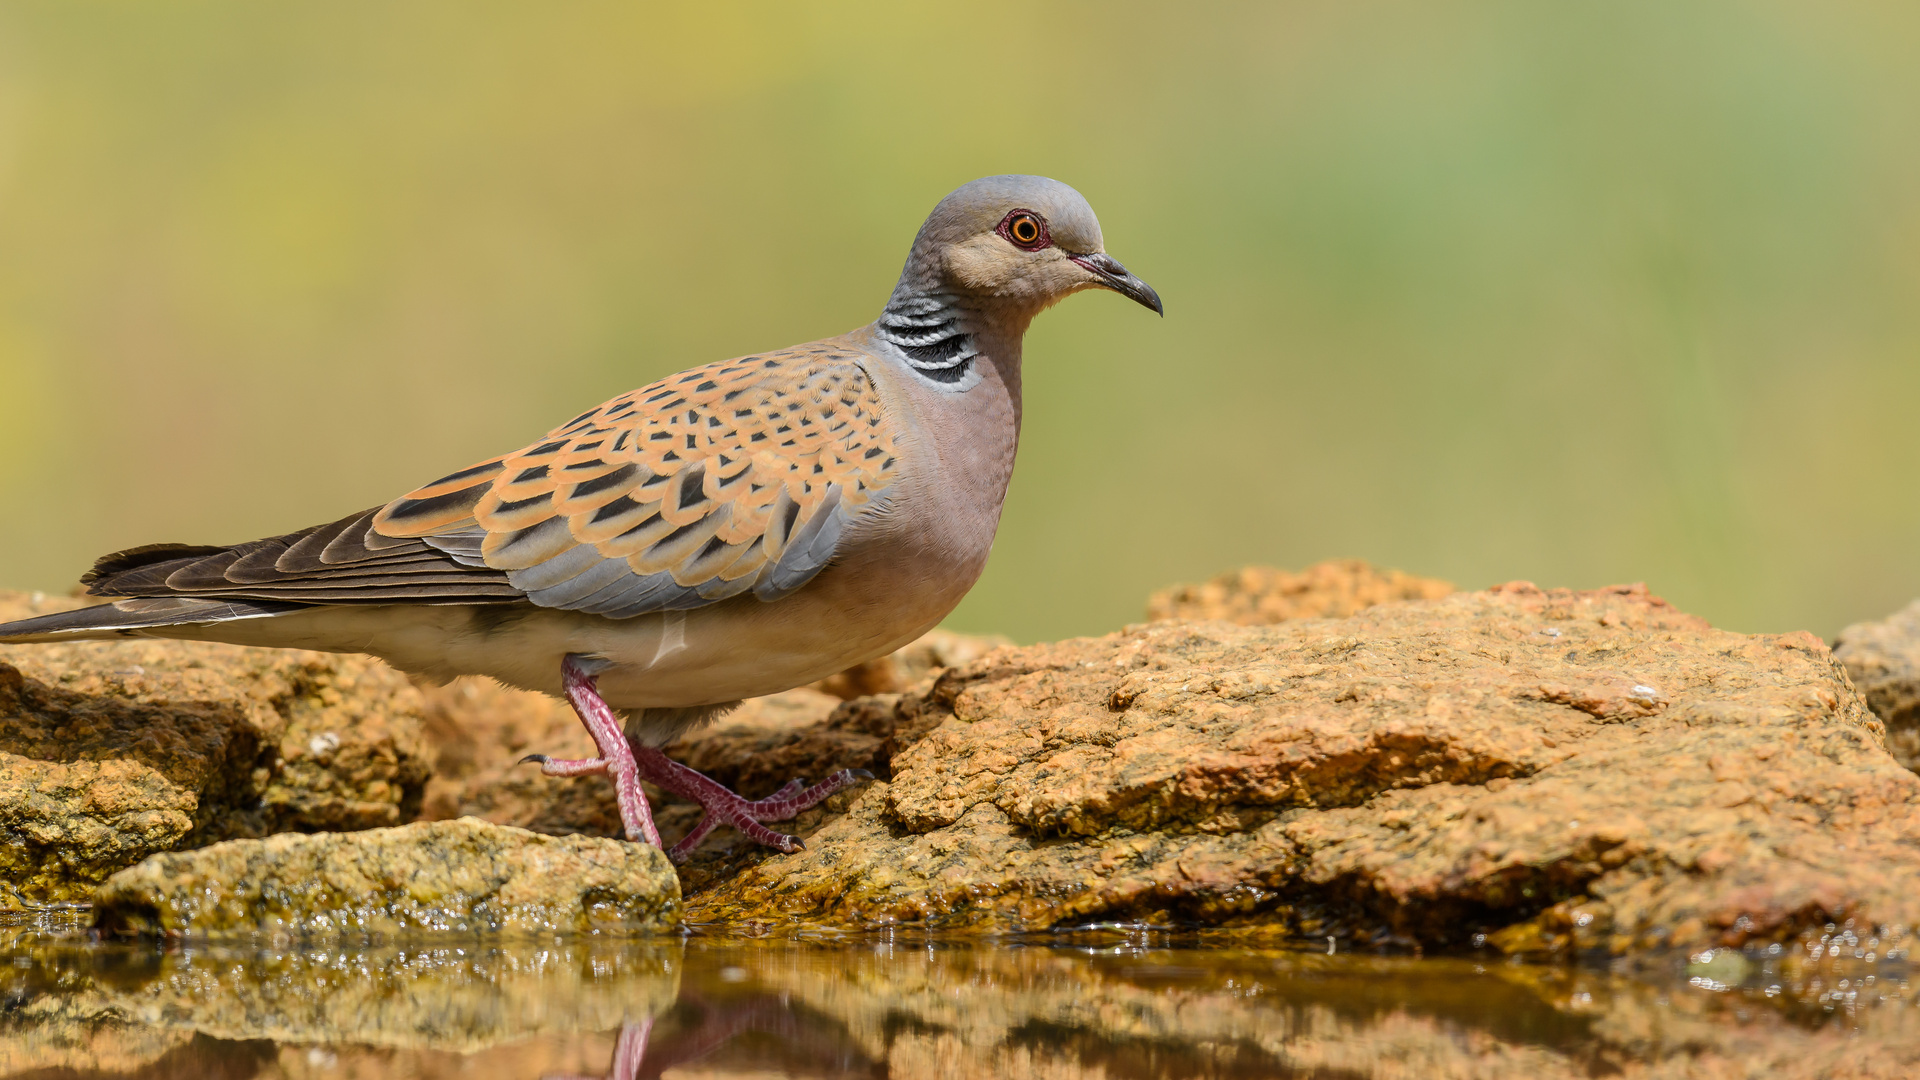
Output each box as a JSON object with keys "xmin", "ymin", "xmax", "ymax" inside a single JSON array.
[{"xmin": 4, "ymin": 914, "xmax": 1916, "ymax": 1079}]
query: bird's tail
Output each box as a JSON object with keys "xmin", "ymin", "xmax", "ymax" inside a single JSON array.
[{"xmin": 0, "ymin": 596, "xmax": 308, "ymax": 643}]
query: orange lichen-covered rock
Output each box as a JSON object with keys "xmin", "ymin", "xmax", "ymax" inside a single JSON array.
[
  {"xmin": 1146, "ymin": 559, "xmax": 1454, "ymax": 625},
  {"xmin": 688, "ymin": 584, "xmax": 1920, "ymax": 956}
]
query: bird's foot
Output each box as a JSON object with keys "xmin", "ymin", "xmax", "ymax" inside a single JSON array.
[
  {"xmin": 519, "ymin": 656, "xmax": 664, "ymax": 849},
  {"xmin": 627, "ymin": 744, "xmax": 873, "ymax": 862}
]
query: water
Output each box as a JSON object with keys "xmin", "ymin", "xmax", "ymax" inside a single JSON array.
[{"xmin": 6, "ymin": 914, "xmax": 1917, "ymax": 1078}]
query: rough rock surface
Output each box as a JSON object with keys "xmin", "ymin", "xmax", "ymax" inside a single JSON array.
[
  {"xmin": 0, "ymin": 591, "xmax": 431, "ymax": 910},
  {"xmin": 687, "ymin": 584, "xmax": 1920, "ymax": 956},
  {"xmin": 1147, "ymin": 558, "xmax": 1454, "ymax": 624},
  {"xmin": 1835, "ymin": 598, "xmax": 1920, "ymax": 772},
  {"xmin": 415, "ymin": 673, "xmax": 612, "ymax": 832},
  {"xmin": 91, "ymin": 817, "xmax": 679, "ymax": 937}
]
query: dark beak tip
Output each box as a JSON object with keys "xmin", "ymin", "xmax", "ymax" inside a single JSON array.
[{"xmin": 1072, "ymin": 252, "xmax": 1162, "ymax": 317}]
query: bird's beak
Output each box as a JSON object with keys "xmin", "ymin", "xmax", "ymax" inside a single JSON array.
[{"xmin": 1070, "ymin": 252, "xmax": 1164, "ymax": 316}]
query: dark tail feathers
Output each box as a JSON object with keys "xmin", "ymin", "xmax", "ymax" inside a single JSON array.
[{"xmin": 0, "ymin": 596, "xmax": 308, "ymax": 643}]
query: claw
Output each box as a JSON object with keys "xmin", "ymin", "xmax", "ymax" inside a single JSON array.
[
  {"xmin": 632, "ymin": 749, "xmax": 878, "ymax": 858},
  {"xmin": 518, "ymin": 754, "xmax": 551, "ymax": 766}
]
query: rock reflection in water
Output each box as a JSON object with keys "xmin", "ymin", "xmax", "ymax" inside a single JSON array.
[{"xmin": 3, "ymin": 918, "xmax": 1918, "ymax": 1079}]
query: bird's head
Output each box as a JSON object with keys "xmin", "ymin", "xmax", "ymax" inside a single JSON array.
[{"xmin": 897, "ymin": 175, "xmax": 1162, "ymax": 318}]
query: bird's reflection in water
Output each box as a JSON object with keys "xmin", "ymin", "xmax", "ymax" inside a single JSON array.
[
  {"xmin": 546, "ymin": 990, "xmax": 883, "ymax": 1080},
  {"xmin": 543, "ymin": 1017, "xmax": 649, "ymax": 1080}
]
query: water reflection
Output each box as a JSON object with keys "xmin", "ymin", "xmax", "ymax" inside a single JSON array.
[{"xmin": 3, "ymin": 915, "xmax": 1916, "ymax": 1079}]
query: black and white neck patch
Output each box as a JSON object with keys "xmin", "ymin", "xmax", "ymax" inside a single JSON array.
[{"xmin": 879, "ymin": 293, "xmax": 981, "ymax": 389}]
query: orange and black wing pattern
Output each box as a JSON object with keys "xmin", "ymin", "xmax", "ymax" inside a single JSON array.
[
  {"xmin": 81, "ymin": 341, "xmax": 901, "ymax": 618},
  {"xmin": 372, "ymin": 341, "xmax": 901, "ymax": 615}
]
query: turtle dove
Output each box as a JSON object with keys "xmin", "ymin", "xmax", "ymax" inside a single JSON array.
[{"xmin": 0, "ymin": 175, "xmax": 1163, "ymax": 859}]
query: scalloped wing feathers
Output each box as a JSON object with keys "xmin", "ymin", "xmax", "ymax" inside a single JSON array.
[
  {"xmin": 371, "ymin": 341, "xmax": 900, "ymax": 615},
  {"xmin": 77, "ymin": 506, "xmax": 525, "ymax": 605},
  {"xmin": 67, "ymin": 341, "xmax": 900, "ymax": 619}
]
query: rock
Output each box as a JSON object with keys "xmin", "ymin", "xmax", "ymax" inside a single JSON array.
[
  {"xmin": 1835, "ymin": 598, "xmax": 1920, "ymax": 772},
  {"xmin": 415, "ymin": 674, "xmax": 610, "ymax": 833},
  {"xmin": 91, "ymin": 817, "xmax": 679, "ymax": 937},
  {"xmin": 668, "ymin": 691, "xmax": 915, "ymax": 803},
  {"xmin": 687, "ymin": 583, "xmax": 1920, "ymax": 957},
  {"xmin": 1146, "ymin": 558, "xmax": 1454, "ymax": 624},
  {"xmin": 0, "ymin": 591, "xmax": 431, "ymax": 910}
]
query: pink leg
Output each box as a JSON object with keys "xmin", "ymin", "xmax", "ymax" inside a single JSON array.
[
  {"xmin": 518, "ymin": 656, "xmax": 662, "ymax": 849},
  {"xmin": 628, "ymin": 743, "xmax": 871, "ymax": 861},
  {"xmin": 607, "ymin": 1016, "xmax": 651, "ymax": 1080},
  {"xmin": 539, "ymin": 1016, "xmax": 652, "ymax": 1080}
]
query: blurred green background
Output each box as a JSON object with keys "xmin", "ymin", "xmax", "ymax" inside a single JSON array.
[{"xmin": 0, "ymin": 1, "xmax": 1916, "ymax": 643}]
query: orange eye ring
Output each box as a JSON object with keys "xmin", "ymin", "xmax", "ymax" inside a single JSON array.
[{"xmin": 998, "ymin": 210, "xmax": 1050, "ymax": 251}]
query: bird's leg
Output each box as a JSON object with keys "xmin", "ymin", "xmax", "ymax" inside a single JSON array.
[
  {"xmin": 518, "ymin": 655, "xmax": 662, "ymax": 849},
  {"xmin": 625, "ymin": 743, "xmax": 872, "ymax": 862},
  {"xmin": 608, "ymin": 1016, "xmax": 653, "ymax": 1080},
  {"xmin": 538, "ymin": 1015, "xmax": 653, "ymax": 1080}
]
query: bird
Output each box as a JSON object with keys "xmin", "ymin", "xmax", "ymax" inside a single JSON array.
[{"xmin": 0, "ymin": 175, "xmax": 1162, "ymax": 860}]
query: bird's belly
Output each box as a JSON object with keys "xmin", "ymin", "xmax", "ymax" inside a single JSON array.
[
  {"xmin": 584, "ymin": 555, "xmax": 974, "ymax": 708},
  {"xmin": 164, "ymin": 512, "xmax": 990, "ymax": 709},
  {"xmin": 223, "ymin": 545, "xmax": 977, "ymax": 708}
]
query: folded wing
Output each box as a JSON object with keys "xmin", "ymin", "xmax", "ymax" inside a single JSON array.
[
  {"xmin": 72, "ymin": 341, "xmax": 901, "ymax": 622},
  {"xmin": 373, "ymin": 341, "xmax": 901, "ymax": 616}
]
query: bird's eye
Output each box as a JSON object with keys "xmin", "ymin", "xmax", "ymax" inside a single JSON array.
[{"xmin": 998, "ymin": 210, "xmax": 1049, "ymax": 251}]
